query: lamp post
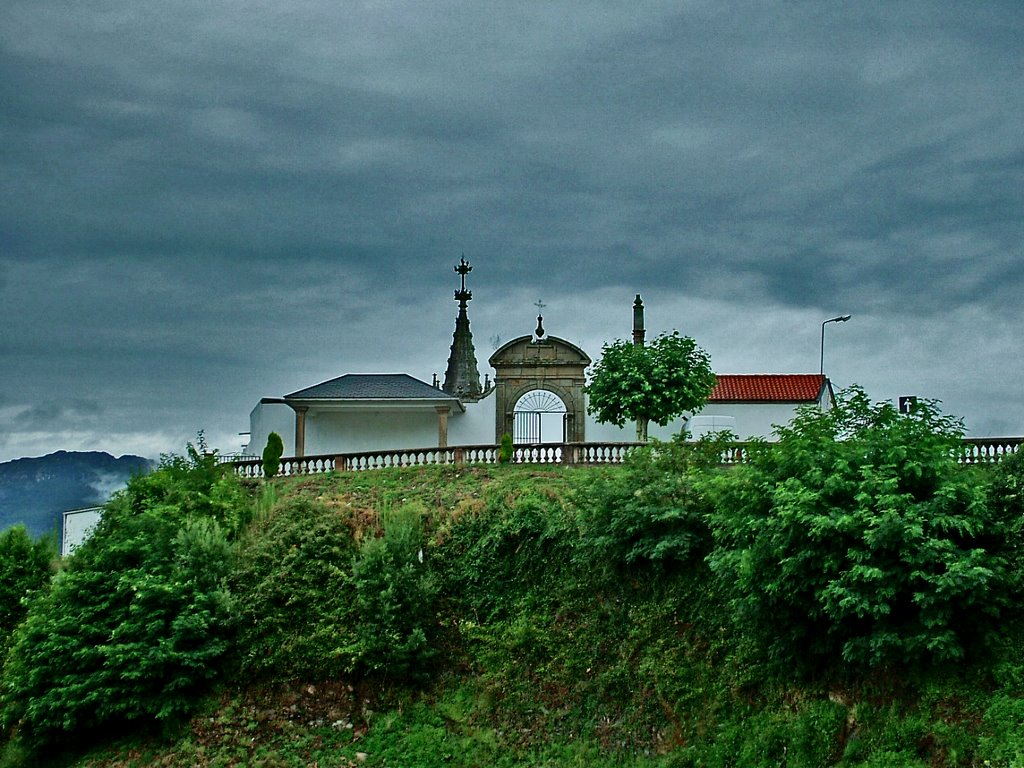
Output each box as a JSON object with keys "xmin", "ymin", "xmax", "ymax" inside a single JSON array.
[{"xmin": 820, "ymin": 315, "xmax": 851, "ymax": 375}]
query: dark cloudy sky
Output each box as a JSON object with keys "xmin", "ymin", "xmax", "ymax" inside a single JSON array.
[{"xmin": 2, "ymin": 1, "xmax": 1022, "ymax": 461}]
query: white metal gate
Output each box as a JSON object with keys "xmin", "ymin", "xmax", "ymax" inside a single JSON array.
[{"xmin": 512, "ymin": 390, "xmax": 567, "ymax": 444}]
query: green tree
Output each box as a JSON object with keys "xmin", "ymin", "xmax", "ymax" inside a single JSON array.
[
  {"xmin": 0, "ymin": 440, "xmax": 242, "ymax": 752},
  {"xmin": 262, "ymin": 431, "xmax": 284, "ymax": 478},
  {"xmin": 585, "ymin": 331, "xmax": 716, "ymax": 441},
  {"xmin": 707, "ymin": 387, "xmax": 1014, "ymax": 672},
  {"xmin": 0, "ymin": 526, "xmax": 56, "ymax": 658},
  {"xmin": 498, "ymin": 432, "xmax": 514, "ymax": 464}
]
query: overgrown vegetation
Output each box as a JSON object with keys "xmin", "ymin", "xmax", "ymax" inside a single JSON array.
[
  {"xmin": 230, "ymin": 496, "xmax": 357, "ymax": 681},
  {"xmin": 352, "ymin": 502, "xmax": 439, "ymax": 680},
  {"xmin": 1, "ymin": 392, "xmax": 1024, "ymax": 767},
  {"xmin": 708, "ymin": 387, "xmax": 1017, "ymax": 672},
  {"xmin": 0, "ymin": 527, "xmax": 55, "ymax": 662},
  {"xmin": 0, "ymin": 439, "xmax": 241, "ymax": 754}
]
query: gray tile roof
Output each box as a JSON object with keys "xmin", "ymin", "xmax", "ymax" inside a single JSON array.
[{"xmin": 285, "ymin": 373, "xmax": 460, "ymax": 401}]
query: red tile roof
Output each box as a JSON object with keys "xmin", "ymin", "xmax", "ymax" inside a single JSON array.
[{"xmin": 709, "ymin": 374, "xmax": 827, "ymax": 403}]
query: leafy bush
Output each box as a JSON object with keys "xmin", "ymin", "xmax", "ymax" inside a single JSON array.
[
  {"xmin": 988, "ymin": 448, "xmax": 1024, "ymax": 558},
  {"xmin": 435, "ymin": 486, "xmax": 576, "ymax": 623},
  {"xmin": 262, "ymin": 431, "xmax": 284, "ymax": 478},
  {"xmin": 352, "ymin": 502, "xmax": 439, "ymax": 679},
  {"xmin": 0, "ymin": 443, "xmax": 242, "ymax": 751},
  {"xmin": 498, "ymin": 432, "xmax": 513, "ymax": 464},
  {"xmin": 707, "ymin": 387, "xmax": 1014, "ymax": 671},
  {"xmin": 0, "ymin": 526, "xmax": 55, "ymax": 658},
  {"xmin": 123, "ymin": 435, "xmax": 251, "ymax": 535},
  {"xmin": 977, "ymin": 693, "xmax": 1024, "ymax": 765},
  {"xmin": 230, "ymin": 497, "xmax": 358, "ymax": 680},
  {"xmin": 575, "ymin": 435, "xmax": 728, "ymax": 570},
  {"xmin": 685, "ymin": 699, "xmax": 848, "ymax": 768}
]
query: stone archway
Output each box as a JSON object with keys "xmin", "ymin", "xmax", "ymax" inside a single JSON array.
[{"xmin": 488, "ymin": 335, "xmax": 591, "ymax": 443}]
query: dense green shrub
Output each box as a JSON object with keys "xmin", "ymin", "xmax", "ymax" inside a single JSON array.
[
  {"xmin": 988, "ymin": 448, "xmax": 1024, "ymax": 559},
  {"xmin": 707, "ymin": 387, "xmax": 1013, "ymax": 671},
  {"xmin": 262, "ymin": 431, "xmax": 284, "ymax": 478},
  {"xmin": 0, "ymin": 443, "xmax": 242, "ymax": 751},
  {"xmin": 436, "ymin": 487, "xmax": 576, "ymax": 623},
  {"xmin": 680, "ymin": 699, "xmax": 847, "ymax": 768},
  {"xmin": 230, "ymin": 497, "xmax": 358, "ymax": 680},
  {"xmin": 575, "ymin": 434, "xmax": 728, "ymax": 570},
  {"xmin": 0, "ymin": 526, "xmax": 55, "ymax": 658},
  {"xmin": 123, "ymin": 435, "xmax": 251, "ymax": 534},
  {"xmin": 352, "ymin": 502, "xmax": 439, "ymax": 679},
  {"xmin": 977, "ymin": 693, "xmax": 1024, "ymax": 765},
  {"xmin": 498, "ymin": 432, "xmax": 513, "ymax": 464},
  {"xmin": 989, "ymin": 447, "xmax": 1024, "ymax": 512}
]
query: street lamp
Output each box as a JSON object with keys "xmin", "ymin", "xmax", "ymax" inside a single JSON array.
[{"xmin": 820, "ymin": 315, "xmax": 851, "ymax": 375}]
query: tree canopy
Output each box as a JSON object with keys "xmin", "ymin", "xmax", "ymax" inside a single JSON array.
[{"xmin": 584, "ymin": 331, "xmax": 716, "ymax": 441}]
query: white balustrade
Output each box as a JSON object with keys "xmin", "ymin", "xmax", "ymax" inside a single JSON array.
[{"xmin": 232, "ymin": 438, "xmax": 1020, "ymax": 477}]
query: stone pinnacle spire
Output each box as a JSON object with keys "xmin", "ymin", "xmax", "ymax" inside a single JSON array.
[
  {"xmin": 632, "ymin": 294, "xmax": 645, "ymax": 346},
  {"xmin": 442, "ymin": 258, "xmax": 483, "ymax": 400}
]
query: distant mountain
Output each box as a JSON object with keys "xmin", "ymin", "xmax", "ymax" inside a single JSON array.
[{"xmin": 0, "ymin": 451, "xmax": 154, "ymax": 539}]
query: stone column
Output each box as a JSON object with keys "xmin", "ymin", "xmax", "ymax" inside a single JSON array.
[
  {"xmin": 436, "ymin": 406, "xmax": 450, "ymax": 448},
  {"xmin": 293, "ymin": 406, "xmax": 308, "ymax": 458},
  {"xmin": 565, "ymin": 411, "xmax": 579, "ymax": 443},
  {"xmin": 633, "ymin": 295, "xmax": 646, "ymax": 439},
  {"xmin": 632, "ymin": 294, "xmax": 646, "ymax": 346}
]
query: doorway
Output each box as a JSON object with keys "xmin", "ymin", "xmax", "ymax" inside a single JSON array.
[{"xmin": 512, "ymin": 390, "xmax": 567, "ymax": 444}]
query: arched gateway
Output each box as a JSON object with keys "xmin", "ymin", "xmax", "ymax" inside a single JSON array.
[
  {"xmin": 512, "ymin": 390, "xmax": 566, "ymax": 443},
  {"xmin": 488, "ymin": 334, "xmax": 591, "ymax": 443}
]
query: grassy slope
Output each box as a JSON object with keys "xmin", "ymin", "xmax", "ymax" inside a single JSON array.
[{"xmin": 41, "ymin": 464, "xmax": 1024, "ymax": 767}]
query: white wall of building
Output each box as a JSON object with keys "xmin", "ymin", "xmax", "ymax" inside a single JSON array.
[
  {"xmin": 62, "ymin": 507, "xmax": 102, "ymax": 558},
  {"xmin": 689, "ymin": 402, "xmax": 810, "ymax": 441},
  {"xmin": 449, "ymin": 396, "xmax": 496, "ymax": 445},
  {"xmin": 247, "ymin": 397, "xmax": 498, "ymax": 458},
  {"xmin": 305, "ymin": 408, "xmax": 439, "ymax": 454},
  {"xmin": 244, "ymin": 391, "xmax": 821, "ymax": 457},
  {"xmin": 687, "ymin": 415, "xmax": 737, "ymax": 439},
  {"xmin": 245, "ymin": 401, "xmax": 296, "ymax": 457},
  {"xmin": 583, "ymin": 399, "xmax": 813, "ymax": 443}
]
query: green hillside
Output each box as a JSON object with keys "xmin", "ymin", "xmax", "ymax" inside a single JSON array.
[{"xmin": 2, "ymin": 394, "xmax": 1024, "ymax": 767}]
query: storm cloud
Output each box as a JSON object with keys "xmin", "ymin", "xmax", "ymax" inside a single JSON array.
[{"xmin": 1, "ymin": 1, "xmax": 1021, "ymax": 460}]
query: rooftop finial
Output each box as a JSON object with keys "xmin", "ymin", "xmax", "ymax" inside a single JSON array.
[
  {"xmin": 443, "ymin": 257, "xmax": 483, "ymax": 400},
  {"xmin": 633, "ymin": 294, "xmax": 645, "ymax": 346},
  {"xmin": 534, "ymin": 299, "xmax": 546, "ymax": 340},
  {"xmin": 454, "ymin": 256, "xmax": 473, "ymax": 306}
]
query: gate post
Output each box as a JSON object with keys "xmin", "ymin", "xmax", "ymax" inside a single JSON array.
[{"xmin": 562, "ymin": 443, "xmax": 577, "ymax": 465}]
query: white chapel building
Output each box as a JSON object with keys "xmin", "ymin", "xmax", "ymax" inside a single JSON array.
[{"xmin": 242, "ymin": 261, "xmax": 833, "ymax": 459}]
